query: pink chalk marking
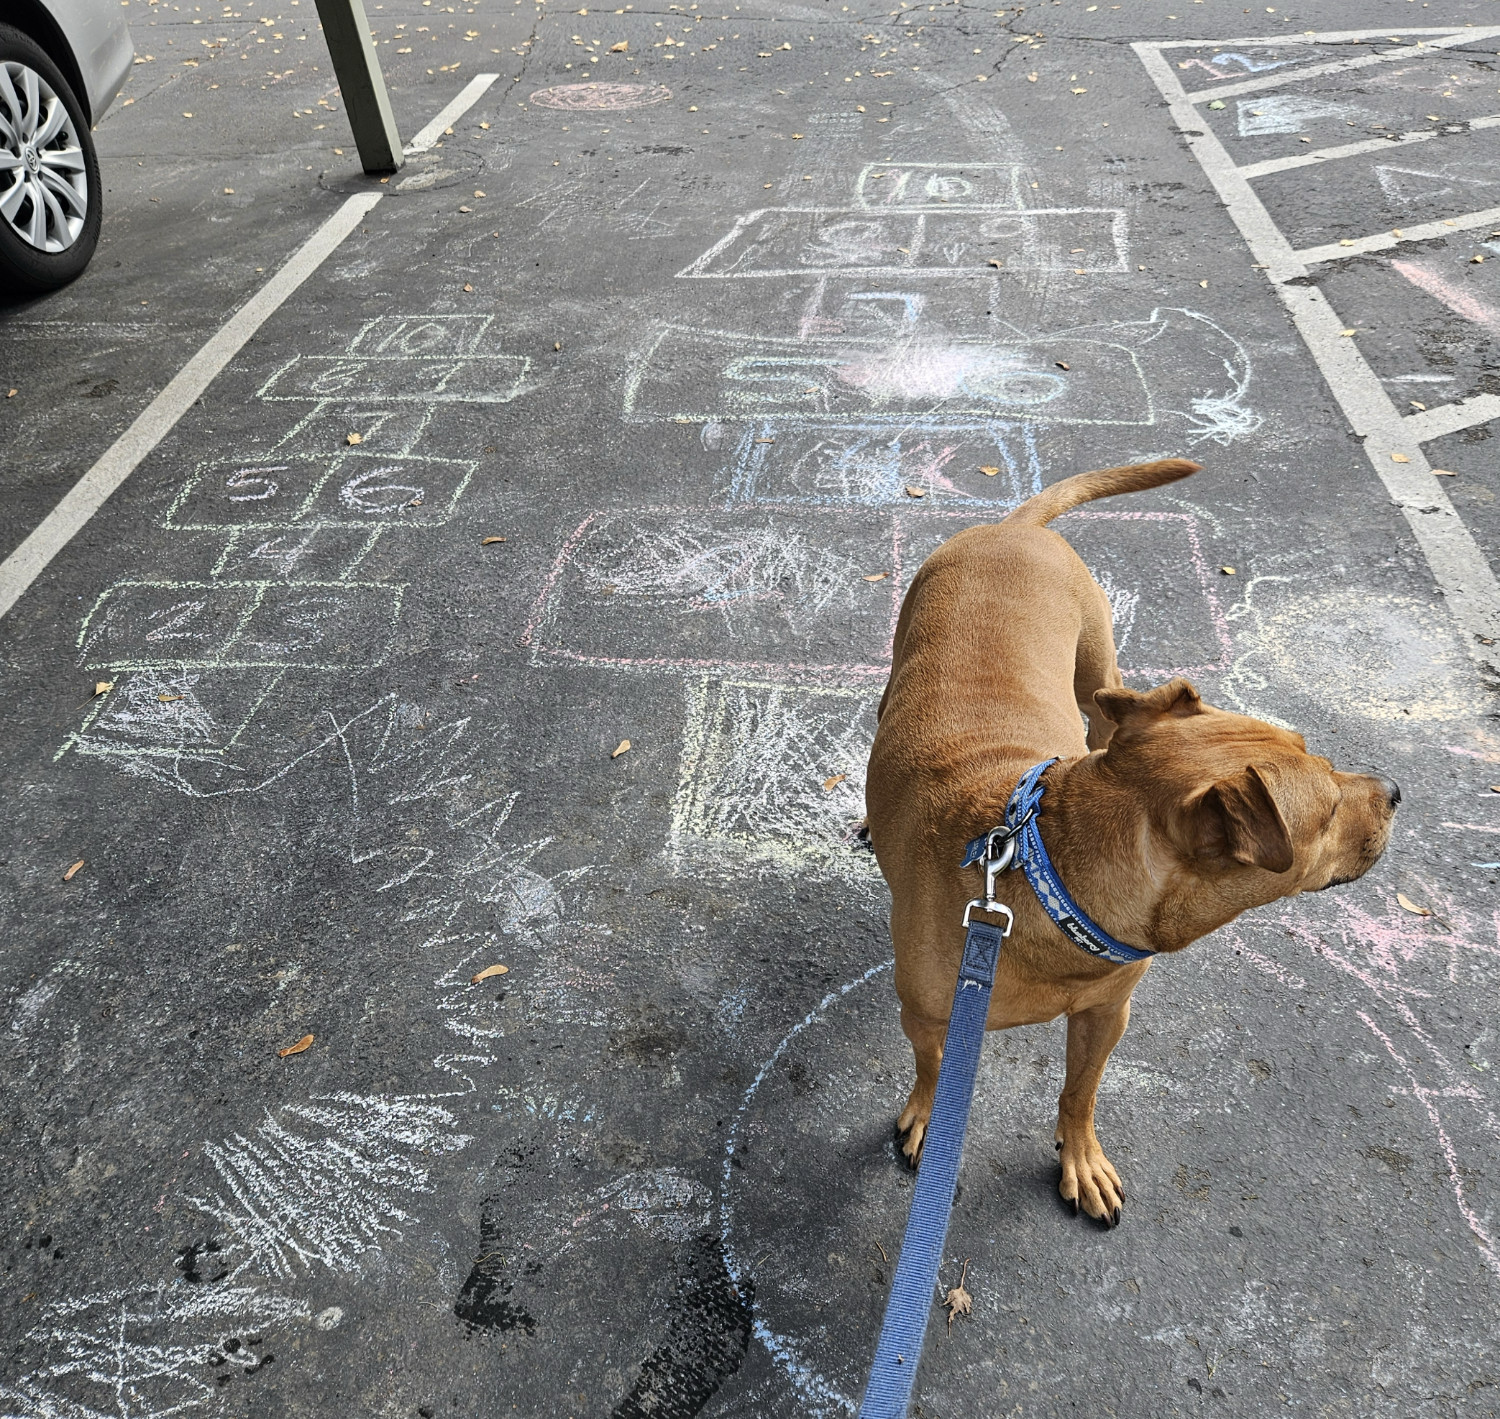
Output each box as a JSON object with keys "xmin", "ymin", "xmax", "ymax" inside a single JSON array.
[
  {"xmin": 1233, "ymin": 941, "xmax": 1307, "ymax": 991},
  {"xmin": 1391, "ymin": 260, "xmax": 1500, "ymax": 339},
  {"xmin": 1358, "ymin": 1010, "xmax": 1500, "ymax": 1281},
  {"xmin": 1444, "ymin": 745, "xmax": 1500, "ymax": 763}
]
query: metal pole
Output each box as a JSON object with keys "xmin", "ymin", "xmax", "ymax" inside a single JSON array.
[{"xmin": 312, "ymin": 0, "xmax": 403, "ymax": 175}]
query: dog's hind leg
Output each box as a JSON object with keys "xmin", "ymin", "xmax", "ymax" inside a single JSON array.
[
  {"xmin": 1073, "ymin": 580, "xmax": 1124, "ymax": 752},
  {"xmin": 894, "ymin": 1006, "xmax": 946, "ymax": 1169}
]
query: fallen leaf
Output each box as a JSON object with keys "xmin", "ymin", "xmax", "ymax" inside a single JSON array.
[
  {"xmin": 978, "ymin": 466, "xmax": 1000, "ymax": 477},
  {"xmin": 223, "ymin": 187, "xmax": 235, "ymax": 194},
  {"xmin": 1071, "ymin": 86, "xmax": 1087, "ymax": 95},
  {"xmin": 62, "ymin": 859, "xmax": 85, "ymax": 882},
  {"xmin": 945, "ymin": 1259, "xmax": 973, "ymax": 1332},
  {"xmin": 987, "ymin": 258, "xmax": 1003, "ymax": 268},
  {"xmin": 1207, "ymin": 99, "xmax": 1225, "ymax": 109},
  {"xmin": 1055, "ymin": 361, "xmax": 1070, "ymax": 371},
  {"xmin": 1198, "ymin": 279, "xmax": 1209, "ymax": 288},
  {"xmin": 1432, "ymin": 468, "xmax": 1457, "ymax": 477},
  {"xmin": 904, "ymin": 485, "xmax": 926, "ymax": 498},
  {"xmin": 822, "ymin": 773, "xmax": 847, "ymax": 791},
  {"xmin": 278, "ymin": 1033, "xmax": 315, "ymax": 1057},
  {"xmin": 474, "ymin": 190, "xmax": 486, "ymax": 198},
  {"xmin": 346, "ymin": 431, "xmax": 363, "ymax": 445},
  {"xmin": 482, "ymin": 535, "xmax": 507, "ymax": 545},
  {"xmin": 1026, "ymin": 71, "xmax": 1037, "ymax": 81},
  {"xmin": 1396, "ymin": 893, "xmax": 1431, "ymax": 917},
  {"xmin": 1473, "ymin": 255, "xmax": 1486, "ymax": 264},
  {"xmin": 1340, "ymin": 329, "xmax": 1356, "ymax": 337},
  {"xmin": 754, "ymin": 437, "xmax": 776, "ymax": 445},
  {"xmin": 158, "ymin": 694, "xmax": 183, "ymax": 703},
  {"xmin": 610, "ymin": 39, "xmax": 628, "ymax": 50},
  {"xmin": 1390, "ymin": 453, "xmax": 1410, "ymax": 463},
  {"xmin": 611, "ymin": 739, "xmax": 632, "ymax": 758},
  {"xmin": 1489, "ymin": 785, "xmax": 1500, "ymax": 793},
  {"xmin": 5, "ymin": 389, "xmax": 15, "ymax": 398},
  {"xmin": 1339, "ymin": 239, "xmax": 1355, "ymax": 247},
  {"xmin": 94, "ymin": 681, "xmax": 114, "ymax": 696},
  {"xmin": 778, "ymin": 40, "xmax": 791, "ymax": 49},
  {"xmin": 1409, "ymin": 401, "xmax": 1427, "ymax": 411},
  {"xmin": 1220, "ymin": 566, "xmax": 1236, "ymax": 575},
  {"xmin": 791, "ymin": 132, "xmax": 804, "ymax": 139},
  {"xmin": 863, "ymin": 571, "xmax": 890, "ymax": 581},
  {"xmin": 554, "ymin": 341, "xmax": 563, "ymax": 351},
  {"xmin": 471, "ymin": 963, "xmax": 510, "ymax": 983}
]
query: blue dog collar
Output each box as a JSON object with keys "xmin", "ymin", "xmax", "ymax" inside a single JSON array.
[{"xmin": 962, "ymin": 759, "xmax": 1154, "ymax": 965}]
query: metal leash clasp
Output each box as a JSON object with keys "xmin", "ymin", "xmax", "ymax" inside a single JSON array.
[{"xmin": 961, "ymin": 830, "xmax": 1017, "ymax": 933}]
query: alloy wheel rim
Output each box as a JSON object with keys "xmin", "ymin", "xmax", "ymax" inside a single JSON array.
[{"xmin": 0, "ymin": 60, "xmax": 88, "ymax": 254}]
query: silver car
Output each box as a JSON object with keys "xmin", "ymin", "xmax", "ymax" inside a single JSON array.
[{"xmin": 1, "ymin": 0, "xmax": 133, "ymax": 293}]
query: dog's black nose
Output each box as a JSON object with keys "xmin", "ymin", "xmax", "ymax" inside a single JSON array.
[{"xmin": 1377, "ymin": 776, "xmax": 1401, "ymax": 808}]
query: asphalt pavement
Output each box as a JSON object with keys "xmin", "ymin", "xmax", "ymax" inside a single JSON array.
[{"xmin": 4, "ymin": 0, "xmax": 1500, "ymax": 1415}]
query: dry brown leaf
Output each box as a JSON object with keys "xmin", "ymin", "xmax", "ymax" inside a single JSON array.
[
  {"xmin": 1432, "ymin": 469, "xmax": 1457, "ymax": 477},
  {"xmin": 611, "ymin": 739, "xmax": 632, "ymax": 758},
  {"xmin": 945, "ymin": 1259, "xmax": 973, "ymax": 1332},
  {"xmin": 1396, "ymin": 893, "xmax": 1431, "ymax": 917},
  {"xmin": 471, "ymin": 963, "xmax": 510, "ymax": 984},
  {"xmin": 978, "ymin": 465, "xmax": 1000, "ymax": 477},
  {"xmin": 987, "ymin": 258, "xmax": 1003, "ymax": 268},
  {"xmin": 62, "ymin": 859, "xmax": 84, "ymax": 882},
  {"xmin": 158, "ymin": 694, "xmax": 183, "ymax": 703},
  {"xmin": 904, "ymin": 485, "xmax": 926, "ymax": 499},
  {"xmin": 1390, "ymin": 453, "xmax": 1410, "ymax": 463},
  {"xmin": 863, "ymin": 571, "xmax": 890, "ymax": 582},
  {"xmin": 278, "ymin": 1033, "xmax": 314, "ymax": 1057},
  {"xmin": 610, "ymin": 39, "xmax": 628, "ymax": 50},
  {"xmin": 346, "ymin": 431, "xmax": 363, "ymax": 445},
  {"xmin": 1489, "ymin": 784, "xmax": 1500, "ymax": 793},
  {"xmin": 822, "ymin": 773, "xmax": 847, "ymax": 791},
  {"xmin": 482, "ymin": 536, "xmax": 507, "ymax": 545},
  {"xmin": 94, "ymin": 681, "xmax": 114, "ymax": 696},
  {"xmin": 1220, "ymin": 566, "xmax": 1237, "ymax": 575},
  {"xmin": 463, "ymin": 279, "xmax": 474, "ymax": 288}
]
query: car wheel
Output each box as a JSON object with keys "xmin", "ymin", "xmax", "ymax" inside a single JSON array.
[{"xmin": 0, "ymin": 22, "xmax": 102, "ymax": 296}]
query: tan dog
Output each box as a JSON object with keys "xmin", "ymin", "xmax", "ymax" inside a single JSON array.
[{"xmin": 865, "ymin": 459, "xmax": 1398, "ymax": 1225}]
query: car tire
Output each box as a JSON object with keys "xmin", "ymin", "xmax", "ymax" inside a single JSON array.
[{"xmin": 0, "ymin": 22, "xmax": 103, "ymax": 296}]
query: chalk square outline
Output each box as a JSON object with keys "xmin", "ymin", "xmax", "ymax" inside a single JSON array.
[
  {"xmin": 257, "ymin": 353, "xmax": 531, "ymax": 403},
  {"xmin": 621, "ymin": 325, "xmax": 1155, "ymax": 426},
  {"xmin": 854, "ymin": 161, "xmax": 1029, "ymax": 211},
  {"xmin": 163, "ymin": 451, "xmax": 479, "ymax": 532},
  {"xmin": 675, "ymin": 206, "xmax": 1129, "ymax": 279},
  {"xmin": 722, "ymin": 418, "xmax": 1040, "ymax": 509},
  {"xmin": 78, "ymin": 578, "xmax": 408, "ymax": 671},
  {"xmin": 520, "ymin": 505, "xmax": 901, "ymax": 684}
]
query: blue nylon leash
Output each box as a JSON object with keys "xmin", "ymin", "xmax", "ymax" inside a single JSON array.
[
  {"xmin": 857, "ymin": 913, "xmax": 1005, "ymax": 1419},
  {"xmin": 858, "ymin": 759, "xmax": 1156, "ymax": 1418}
]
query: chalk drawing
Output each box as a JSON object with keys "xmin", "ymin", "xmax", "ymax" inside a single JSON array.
[
  {"xmin": 1392, "ymin": 259, "xmax": 1500, "ymax": 338},
  {"xmin": 678, "ymin": 207, "xmax": 1128, "ymax": 279},
  {"xmin": 624, "ymin": 325, "xmax": 1151, "ymax": 426},
  {"xmin": 76, "ymin": 580, "xmax": 404, "ymax": 671},
  {"xmin": 854, "ymin": 162, "xmax": 1028, "ymax": 211},
  {"xmin": 192, "ymin": 1093, "xmax": 472, "ymax": 1280},
  {"xmin": 165, "ymin": 452, "xmax": 476, "ymax": 532},
  {"xmin": 2, "ymin": 1284, "xmax": 309, "ymax": 1419},
  {"xmin": 1178, "ymin": 50, "xmax": 1299, "ymax": 82},
  {"xmin": 669, "ymin": 677, "xmax": 879, "ymax": 884},
  {"xmin": 523, "ymin": 508, "xmax": 897, "ymax": 681},
  {"xmin": 528, "ymin": 82, "xmax": 672, "ymax": 109},
  {"xmin": 721, "ymin": 419, "xmax": 1041, "ymax": 508},
  {"xmin": 1224, "ymin": 577, "xmax": 1483, "ymax": 724},
  {"xmin": 1234, "ymin": 95, "xmax": 1372, "ymax": 137},
  {"xmin": 258, "ymin": 352, "xmax": 528, "ymax": 404},
  {"xmin": 1374, "ymin": 161, "xmax": 1500, "ymax": 208}
]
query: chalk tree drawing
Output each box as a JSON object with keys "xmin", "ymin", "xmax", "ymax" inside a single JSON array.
[
  {"xmin": 2, "ymin": 1284, "xmax": 309, "ymax": 1419},
  {"xmin": 191, "ymin": 1093, "xmax": 472, "ymax": 1280},
  {"xmin": 670, "ymin": 678, "xmax": 878, "ymax": 883}
]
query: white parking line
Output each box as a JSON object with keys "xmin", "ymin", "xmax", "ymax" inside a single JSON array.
[
  {"xmin": 404, "ymin": 73, "xmax": 500, "ymax": 154},
  {"xmin": 0, "ymin": 74, "xmax": 506, "ymax": 625},
  {"xmin": 0, "ymin": 192, "xmax": 383, "ymax": 623},
  {"xmin": 1137, "ymin": 34, "xmax": 1500, "ymax": 674},
  {"xmin": 1295, "ymin": 205, "xmax": 1500, "ymax": 265},
  {"xmin": 1406, "ymin": 395, "xmax": 1500, "ymax": 444},
  {"xmin": 1239, "ymin": 114, "xmax": 1500, "ymax": 182}
]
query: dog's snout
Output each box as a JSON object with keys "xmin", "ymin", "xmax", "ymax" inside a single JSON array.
[{"xmin": 1376, "ymin": 775, "xmax": 1401, "ymax": 809}]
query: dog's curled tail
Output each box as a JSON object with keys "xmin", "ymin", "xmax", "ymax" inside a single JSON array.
[{"xmin": 1002, "ymin": 458, "xmax": 1201, "ymax": 528}]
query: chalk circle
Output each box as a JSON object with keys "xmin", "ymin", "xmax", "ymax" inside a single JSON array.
[
  {"xmin": 314, "ymin": 1306, "xmax": 344, "ymax": 1330},
  {"xmin": 528, "ymin": 83, "xmax": 672, "ymax": 110},
  {"xmin": 720, "ymin": 960, "xmax": 1071, "ymax": 1416}
]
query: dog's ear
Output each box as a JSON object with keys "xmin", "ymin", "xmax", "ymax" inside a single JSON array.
[
  {"xmin": 1187, "ymin": 764, "xmax": 1294, "ymax": 873},
  {"xmin": 1094, "ymin": 678, "xmax": 1203, "ymax": 725}
]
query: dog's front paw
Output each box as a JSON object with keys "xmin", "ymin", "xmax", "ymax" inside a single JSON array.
[
  {"xmin": 1055, "ymin": 1125, "xmax": 1124, "ymax": 1226},
  {"xmin": 894, "ymin": 1096, "xmax": 931, "ymax": 1170}
]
